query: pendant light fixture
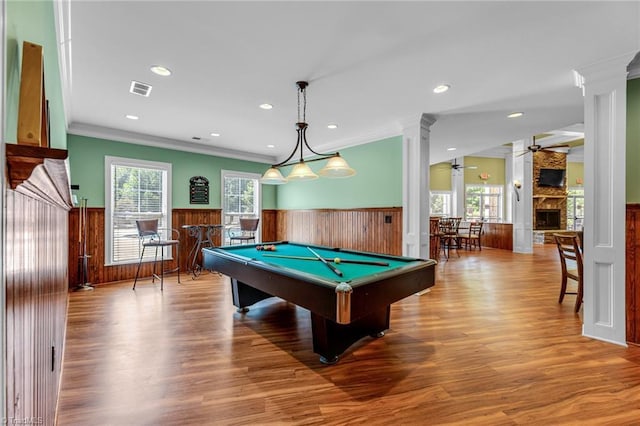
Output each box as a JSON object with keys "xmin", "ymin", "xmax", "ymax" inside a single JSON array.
[{"xmin": 260, "ymin": 81, "xmax": 356, "ymax": 185}]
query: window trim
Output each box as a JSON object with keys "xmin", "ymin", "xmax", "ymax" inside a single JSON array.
[
  {"xmin": 429, "ymin": 190, "xmax": 452, "ymax": 217},
  {"xmin": 104, "ymin": 156, "xmax": 173, "ymax": 266},
  {"xmin": 464, "ymin": 184, "xmax": 504, "ymax": 222},
  {"xmin": 221, "ymin": 169, "xmax": 262, "ymax": 244},
  {"xmin": 567, "ymin": 187, "xmax": 585, "ymax": 231}
]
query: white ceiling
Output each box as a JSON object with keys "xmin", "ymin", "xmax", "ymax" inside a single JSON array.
[{"xmin": 57, "ymin": 1, "xmax": 640, "ymax": 166}]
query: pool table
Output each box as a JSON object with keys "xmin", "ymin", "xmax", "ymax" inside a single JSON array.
[{"xmin": 202, "ymin": 241, "xmax": 436, "ymax": 364}]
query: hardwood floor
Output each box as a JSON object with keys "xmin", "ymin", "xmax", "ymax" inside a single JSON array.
[{"xmin": 57, "ymin": 245, "xmax": 640, "ymax": 425}]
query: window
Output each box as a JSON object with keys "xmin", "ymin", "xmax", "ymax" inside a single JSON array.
[
  {"xmin": 430, "ymin": 191, "xmax": 452, "ymax": 216},
  {"xmin": 567, "ymin": 188, "xmax": 585, "ymax": 230},
  {"xmin": 465, "ymin": 185, "xmax": 503, "ymax": 222},
  {"xmin": 105, "ymin": 156, "xmax": 172, "ymax": 265},
  {"xmin": 221, "ymin": 170, "xmax": 261, "ymax": 244}
]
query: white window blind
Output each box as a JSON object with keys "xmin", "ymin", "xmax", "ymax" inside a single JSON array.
[{"xmin": 105, "ymin": 156, "xmax": 172, "ymax": 265}]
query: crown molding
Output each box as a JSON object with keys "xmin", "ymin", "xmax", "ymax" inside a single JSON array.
[
  {"xmin": 628, "ymin": 51, "xmax": 640, "ymax": 79},
  {"xmin": 397, "ymin": 113, "xmax": 440, "ymax": 131},
  {"xmin": 577, "ymin": 51, "xmax": 638, "ymax": 82},
  {"xmin": 68, "ymin": 122, "xmax": 277, "ymax": 164}
]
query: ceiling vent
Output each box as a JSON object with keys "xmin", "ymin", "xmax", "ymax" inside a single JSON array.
[{"xmin": 129, "ymin": 80, "xmax": 152, "ymax": 97}]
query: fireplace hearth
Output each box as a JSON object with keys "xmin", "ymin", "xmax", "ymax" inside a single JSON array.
[{"xmin": 535, "ymin": 209, "xmax": 561, "ymax": 230}]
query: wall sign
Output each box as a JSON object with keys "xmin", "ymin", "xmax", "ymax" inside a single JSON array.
[{"xmin": 189, "ymin": 176, "xmax": 209, "ymax": 204}]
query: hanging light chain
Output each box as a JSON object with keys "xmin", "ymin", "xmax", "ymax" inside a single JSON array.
[
  {"xmin": 302, "ymin": 84, "xmax": 306, "ymax": 123},
  {"xmin": 297, "ymin": 83, "xmax": 307, "ymax": 123},
  {"xmin": 297, "ymin": 85, "xmax": 301, "ymax": 122}
]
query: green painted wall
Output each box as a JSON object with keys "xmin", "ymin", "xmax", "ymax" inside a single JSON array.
[
  {"xmin": 567, "ymin": 162, "xmax": 584, "ymax": 188},
  {"xmin": 6, "ymin": 0, "xmax": 66, "ymax": 148},
  {"xmin": 430, "ymin": 163, "xmax": 452, "ymax": 191},
  {"xmin": 463, "ymin": 156, "xmax": 506, "ymax": 185},
  {"xmin": 628, "ymin": 77, "xmax": 640, "ymax": 202},
  {"xmin": 276, "ymin": 136, "xmax": 402, "ymax": 209},
  {"xmin": 68, "ymin": 134, "xmax": 277, "ymax": 209}
]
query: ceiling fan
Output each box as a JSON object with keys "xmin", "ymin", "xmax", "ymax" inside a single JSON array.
[
  {"xmin": 517, "ymin": 136, "xmax": 570, "ymax": 157},
  {"xmin": 451, "ymin": 159, "xmax": 477, "ymax": 170}
]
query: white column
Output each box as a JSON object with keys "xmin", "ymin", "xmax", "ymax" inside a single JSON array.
[
  {"xmin": 402, "ymin": 114, "xmax": 436, "ymax": 259},
  {"xmin": 512, "ymin": 139, "xmax": 533, "ymax": 253},
  {"xmin": 0, "ymin": 0, "xmax": 6, "ymax": 415},
  {"xmin": 578, "ymin": 52, "xmax": 635, "ymax": 346},
  {"xmin": 451, "ymin": 157, "xmax": 465, "ymax": 218},
  {"xmin": 505, "ymin": 154, "xmax": 514, "ymax": 223}
]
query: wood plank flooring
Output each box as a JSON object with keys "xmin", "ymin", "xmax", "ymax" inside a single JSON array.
[{"xmin": 56, "ymin": 245, "xmax": 640, "ymax": 425}]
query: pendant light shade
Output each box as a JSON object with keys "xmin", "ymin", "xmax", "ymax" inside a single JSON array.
[
  {"xmin": 318, "ymin": 155, "xmax": 356, "ymax": 178},
  {"xmin": 287, "ymin": 161, "xmax": 318, "ymax": 181},
  {"xmin": 261, "ymin": 81, "xmax": 355, "ymax": 185},
  {"xmin": 260, "ymin": 167, "xmax": 287, "ymax": 185}
]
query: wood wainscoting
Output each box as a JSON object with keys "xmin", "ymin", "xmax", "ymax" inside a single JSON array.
[
  {"xmin": 626, "ymin": 204, "xmax": 640, "ymax": 345},
  {"xmin": 6, "ymin": 190, "xmax": 70, "ymax": 424},
  {"xmin": 262, "ymin": 209, "xmax": 278, "ymax": 242},
  {"xmin": 5, "ymin": 143, "xmax": 73, "ymax": 425},
  {"xmin": 275, "ymin": 207, "xmax": 403, "ymax": 256},
  {"xmin": 67, "ymin": 208, "xmax": 281, "ymax": 286},
  {"xmin": 65, "ymin": 206, "xmax": 451, "ymax": 285},
  {"xmin": 68, "ymin": 208, "xmax": 222, "ymax": 287},
  {"xmin": 67, "ymin": 206, "xmax": 404, "ymax": 285}
]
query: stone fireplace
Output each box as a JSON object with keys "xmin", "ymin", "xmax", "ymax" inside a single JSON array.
[{"xmin": 532, "ymin": 151, "xmax": 567, "ymax": 238}]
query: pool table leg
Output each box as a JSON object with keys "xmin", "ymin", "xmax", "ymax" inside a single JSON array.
[
  {"xmin": 311, "ymin": 306, "xmax": 390, "ymax": 364},
  {"xmin": 230, "ymin": 278, "xmax": 273, "ymax": 312}
]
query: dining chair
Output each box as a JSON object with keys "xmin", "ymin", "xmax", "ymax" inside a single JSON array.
[
  {"xmin": 133, "ymin": 219, "xmax": 180, "ymax": 290},
  {"xmin": 229, "ymin": 218, "xmax": 260, "ymax": 244},
  {"xmin": 460, "ymin": 222, "xmax": 483, "ymax": 250},
  {"xmin": 439, "ymin": 217, "xmax": 461, "ymax": 259},
  {"xmin": 429, "ymin": 217, "xmax": 441, "ymax": 260},
  {"xmin": 553, "ymin": 233, "xmax": 583, "ymax": 312}
]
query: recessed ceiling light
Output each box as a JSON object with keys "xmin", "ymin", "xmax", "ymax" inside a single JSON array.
[
  {"xmin": 150, "ymin": 65, "xmax": 172, "ymax": 76},
  {"xmin": 447, "ymin": 147, "xmax": 457, "ymax": 151},
  {"xmin": 508, "ymin": 112, "xmax": 524, "ymax": 118},
  {"xmin": 125, "ymin": 114, "xmax": 139, "ymax": 120},
  {"xmin": 327, "ymin": 124, "xmax": 338, "ymax": 129},
  {"xmin": 259, "ymin": 103, "xmax": 273, "ymax": 110},
  {"xmin": 433, "ymin": 84, "xmax": 450, "ymax": 94},
  {"xmin": 210, "ymin": 132, "xmax": 220, "ymax": 137},
  {"xmin": 267, "ymin": 144, "xmax": 275, "ymax": 148}
]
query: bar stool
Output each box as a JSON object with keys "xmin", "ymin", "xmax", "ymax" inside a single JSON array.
[
  {"xmin": 229, "ymin": 218, "xmax": 260, "ymax": 245},
  {"xmin": 133, "ymin": 219, "xmax": 180, "ymax": 290}
]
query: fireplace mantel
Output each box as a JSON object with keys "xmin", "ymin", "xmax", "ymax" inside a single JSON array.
[{"xmin": 5, "ymin": 143, "xmax": 72, "ymax": 209}]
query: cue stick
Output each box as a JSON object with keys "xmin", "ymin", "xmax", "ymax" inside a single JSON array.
[
  {"xmin": 307, "ymin": 247, "xmax": 343, "ymax": 277},
  {"xmin": 262, "ymin": 253, "xmax": 389, "ymax": 266}
]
